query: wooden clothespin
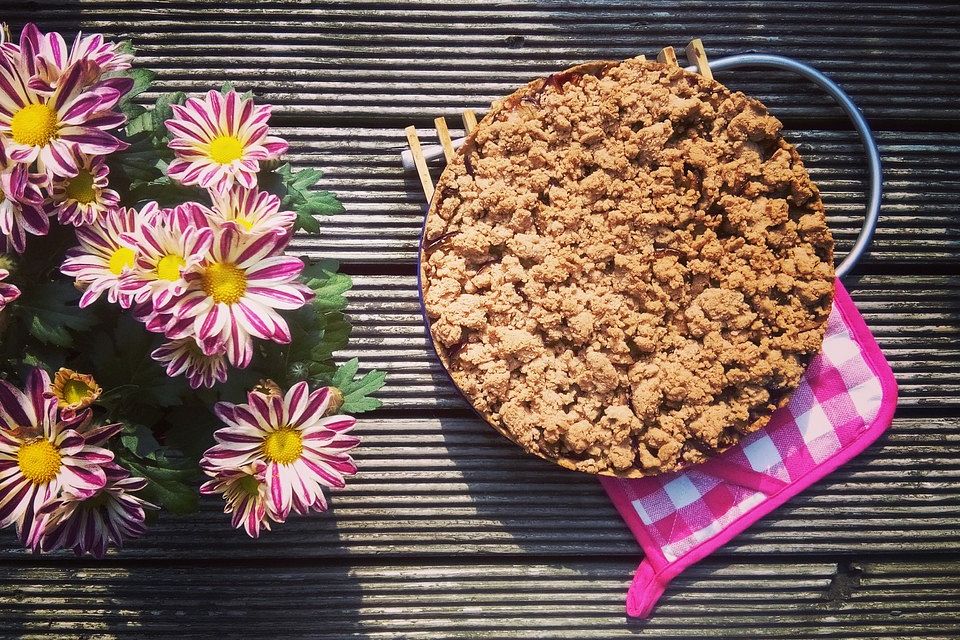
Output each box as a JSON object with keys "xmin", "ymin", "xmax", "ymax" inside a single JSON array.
[
  {"xmin": 404, "ymin": 126, "xmax": 434, "ymax": 201},
  {"xmin": 685, "ymin": 38, "xmax": 712, "ymax": 79}
]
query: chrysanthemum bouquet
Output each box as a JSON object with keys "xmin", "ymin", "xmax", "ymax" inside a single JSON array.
[{"xmin": 0, "ymin": 24, "xmax": 385, "ymax": 556}]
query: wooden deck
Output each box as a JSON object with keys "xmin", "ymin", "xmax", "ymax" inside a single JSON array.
[{"xmin": 3, "ymin": 1, "xmax": 959, "ymax": 637}]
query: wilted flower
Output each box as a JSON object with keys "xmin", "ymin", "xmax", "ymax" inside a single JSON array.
[
  {"xmin": 199, "ymin": 461, "xmax": 276, "ymax": 538},
  {"xmin": 202, "ymin": 383, "xmax": 359, "ymax": 521},
  {"xmin": 37, "ymin": 463, "xmax": 155, "ymax": 558},
  {"xmin": 252, "ymin": 378, "xmax": 282, "ymax": 398},
  {"xmin": 151, "ymin": 337, "xmax": 228, "ymax": 389},
  {"xmin": 165, "ymin": 90, "xmax": 287, "ymax": 192}
]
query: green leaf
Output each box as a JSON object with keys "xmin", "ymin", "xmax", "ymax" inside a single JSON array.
[
  {"xmin": 127, "ymin": 175, "xmax": 202, "ymax": 207},
  {"xmin": 117, "ymin": 447, "xmax": 199, "ymax": 515},
  {"xmin": 123, "ymin": 68, "xmax": 156, "ymax": 103},
  {"xmin": 109, "ymin": 135, "xmax": 165, "ymax": 187},
  {"xmin": 163, "ymin": 403, "xmax": 221, "ymax": 460},
  {"xmin": 294, "ymin": 206, "xmax": 322, "ymax": 234},
  {"xmin": 310, "ymin": 313, "xmax": 351, "ymax": 363},
  {"xmin": 219, "ymin": 81, "xmax": 254, "ymax": 101},
  {"xmin": 271, "ymin": 163, "xmax": 345, "ymax": 234},
  {"xmin": 121, "ymin": 101, "xmax": 147, "ymax": 120},
  {"xmin": 125, "ymin": 110, "xmax": 154, "ymax": 138},
  {"xmin": 120, "ymin": 423, "xmax": 163, "ymax": 459},
  {"xmin": 14, "ymin": 281, "xmax": 96, "ymax": 347},
  {"xmin": 300, "ymin": 260, "xmax": 352, "ymax": 313},
  {"xmin": 331, "ymin": 357, "xmax": 359, "ymax": 390},
  {"xmin": 90, "ymin": 315, "xmax": 189, "ymax": 409},
  {"xmin": 116, "ymin": 40, "xmax": 136, "ymax": 56},
  {"xmin": 341, "ymin": 392, "xmax": 383, "ymax": 414},
  {"xmin": 151, "ymin": 91, "xmax": 186, "ymax": 135},
  {"xmin": 331, "ymin": 359, "xmax": 386, "ymax": 414}
]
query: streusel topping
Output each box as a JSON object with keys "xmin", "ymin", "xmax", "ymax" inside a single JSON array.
[{"xmin": 420, "ymin": 57, "xmax": 834, "ymax": 477}]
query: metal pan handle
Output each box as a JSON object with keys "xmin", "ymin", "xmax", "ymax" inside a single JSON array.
[
  {"xmin": 700, "ymin": 54, "xmax": 883, "ymax": 278},
  {"xmin": 403, "ymin": 54, "xmax": 882, "ymax": 278}
]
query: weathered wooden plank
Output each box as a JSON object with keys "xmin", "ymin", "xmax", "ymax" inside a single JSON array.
[
  {"xmin": 0, "ymin": 416, "xmax": 955, "ymax": 560},
  {"xmin": 2, "ymin": 7, "xmax": 956, "ymax": 638},
  {"xmin": 273, "ymin": 127, "xmax": 960, "ymax": 265},
  {"xmin": 1, "ymin": 560, "xmax": 957, "ymax": 638},
  {"xmin": 6, "ymin": 1, "xmax": 960, "ymax": 121},
  {"xmin": 334, "ymin": 274, "xmax": 960, "ymax": 409}
]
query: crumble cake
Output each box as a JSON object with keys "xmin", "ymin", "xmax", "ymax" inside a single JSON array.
[{"xmin": 419, "ymin": 57, "xmax": 835, "ymax": 477}]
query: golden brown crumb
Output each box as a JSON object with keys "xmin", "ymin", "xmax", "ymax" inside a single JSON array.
[{"xmin": 420, "ymin": 58, "xmax": 834, "ymax": 478}]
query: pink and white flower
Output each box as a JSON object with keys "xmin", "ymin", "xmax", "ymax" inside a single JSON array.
[
  {"xmin": 151, "ymin": 338, "xmax": 229, "ymax": 389},
  {"xmin": 0, "ymin": 148, "xmax": 46, "ymax": 253},
  {"xmin": 165, "ymin": 90, "xmax": 288, "ymax": 192},
  {"xmin": 28, "ymin": 25, "xmax": 133, "ymax": 93},
  {"xmin": 0, "ymin": 31, "xmax": 129, "ymax": 179},
  {"xmin": 0, "ymin": 268, "xmax": 20, "ymax": 311},
  {"xmin": 208, "ymin": 185, "xmax": 295, "ymax": 235},
  {"xmin": 60, "ymin": 207, "xmax": 139, "ymax": 308},
  {"xmin": 119, "ymin": 210, "xmax": 213, "ymax": 309},
  {"xmin": 149, "ymin": 201, "xmax": 213, "ymax": 230},
  {"xmin": 163, "ymin": 228, "xmax": 312, "ymax": 368},
  {"xmin": 46, "ymin": 154, "xmax": 120, "ymax": 226},
  {"xmin": 199, "ymin": 461, "xmax": 276, "ymax": 538},
  {"xmin": 0, "ymin": 368, "xmax": 118, "ymax": 549},
  {"xmin": 201, "ymin": 383, "xmax": 359, "ymax": 521},
  {"xmin": 37, "ymin": 463, "xmax": 154, "ymax": 558}
]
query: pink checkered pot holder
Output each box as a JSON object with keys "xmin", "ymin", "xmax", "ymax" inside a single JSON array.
[{"xmin": 601, "ymin": 280, "xmax": 898, "ymax": 617}]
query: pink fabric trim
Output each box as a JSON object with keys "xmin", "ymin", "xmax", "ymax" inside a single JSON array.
[
  {"xmin": 601, "ymin": 280, "xmax": 898, "ymax": 617},
  {"xmin": 626, "ymin": 559, "xmax": 667, "ymax": 618}
]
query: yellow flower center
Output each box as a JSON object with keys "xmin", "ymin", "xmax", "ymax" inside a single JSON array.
[
  {"xmin": 237, "ymin": 474, "xmax": 261, "ymax": 497},
  {"xmin": 208, "ymin": 135, "xmax": 244, "ymax": 165},
  {"xmin": 262, "ymin": 427, "xmax": 303, "ymax": 465},
  {"xmin": 201, "ymin": 262, "xmax": 247, "ymax": 304},
  {"xmin": 61, "ymin": 379, "xmax": 94, "ymax": 406},
  {"xmin": 64, "ymin": 169, "xmax": 96, "ymax": 204},
  {"xmin": 108, "ymin": 247, "xmax": 136, "ymax": 275},
  {"xmin": 17, "ymin": 439, "xmax": 61, "ymax": 484},
  {"xmin": 236, "ymin": 217, "xmax": 254, "ymax": 232},
  {"xmin": 10, "ymin": 103, "xmax": 59, "ymax": 147},
  {"xmin": 156, "ymin": 254, "xmax": 186, "ymax": 281}
]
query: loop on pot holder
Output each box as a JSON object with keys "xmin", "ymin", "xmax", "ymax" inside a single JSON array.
[{"xmin": 626, "ymin": 559, "xmax": 668, "ymax": 618}]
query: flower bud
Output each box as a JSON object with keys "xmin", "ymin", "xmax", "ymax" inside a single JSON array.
[
  {"xmin": 252, "ymin": 378, "xmax": 282, "ymax": 398},
  {"xmin": 49, "ymin": 369, "xmax": 102, "ymax": 416},
  {"xmin": 0, "ymin": 254, "xmax": 16, "ymax": 273},
  {"xmin": 287, "ymin": 362, "xmax": 309, "ymax": 382},
  {"xmin": 324, "ymin": 387, "xmax": 344, "ymax": 416}
]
